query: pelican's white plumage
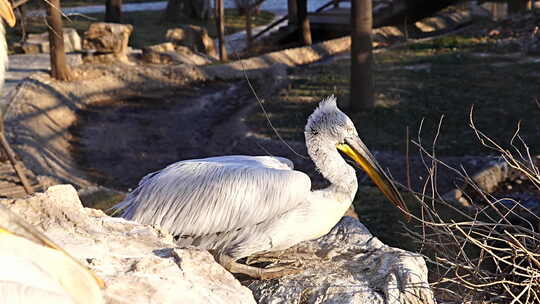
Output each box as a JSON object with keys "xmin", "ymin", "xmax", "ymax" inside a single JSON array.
[
  {"xmin": 117, "ymin": 155, "xmax": 313, "ymax": 257},
  {"xmin": 117, "ymin": 96, "xmax": 407, "ymax": 277}
]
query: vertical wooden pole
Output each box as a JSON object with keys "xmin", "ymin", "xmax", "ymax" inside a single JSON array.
[
  {"xmin": 46, "ymin": 0, "xmax": 72, "ymax": 81},
  {"xmin": 297, "ymin": 0, "xmax": 311, "ymax": 45},
  {"xmin": 350, "ymin": 0, "xmax": 374, "ymax": 111},
  {"xmin": 287, "ymin": 0, "xmax": 298, "ymax": 27},
  {"xmin": 0, "ymin": 131, "xmax": 33, "ymax": 195},
  {"xmin": 105, "ymin": 0, "xmax": 123, "ymax": 23},
  {"xmin": 215, "ymin": 0, "xmax": 228, "ymax": 61}
]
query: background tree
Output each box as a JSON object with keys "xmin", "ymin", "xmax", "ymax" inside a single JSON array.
[
  {"xmin": 105, "ymin": 0, "xmax": 123, "ymax": 23},
  {"xmin": 163, "ymin": 0, "xmax": 211, "ymax": 23},
  {"xmin": 349, "ymin": 0, "xmax": 373, "ymax": 111},
  {"xmin": 46, "ymin": 0, "xmax": 72, "ymax": 81}
]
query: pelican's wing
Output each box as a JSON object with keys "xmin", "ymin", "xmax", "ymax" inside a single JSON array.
[{"xmin": 118, "ymin": 155, "xmax": 310, "ymax": 237}]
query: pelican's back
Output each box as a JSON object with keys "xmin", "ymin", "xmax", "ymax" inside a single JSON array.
[{"xmin": 117, "ymin": 155, "xmax": 311, "ymax": 253}]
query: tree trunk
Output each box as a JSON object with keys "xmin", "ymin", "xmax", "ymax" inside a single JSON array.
[
  {"xmin": 215, "ymin": 0, "xmax": 228, "ymax": 61},
  {"xmin": 287, "ymin": 0, "xmax": 298, "ymax": 26},
  {"xmin": 105, "ymin": 0, "xmax": 123, "ymax": 23},
  {"xmin": 350, "ymin": 0, "xmax": 373, "ymax": 111},
  {"xmin": 46, "ymin": 0, "xmax": 72, "ymax": 81},
  {"xmin": 297, "ymin": 0, "xmax": 311, "ymax": 45}
]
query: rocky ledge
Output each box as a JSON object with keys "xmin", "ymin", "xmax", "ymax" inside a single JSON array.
[{"xmin": 1, "ymin": 185, "xmax": 434, "ymax": 304}]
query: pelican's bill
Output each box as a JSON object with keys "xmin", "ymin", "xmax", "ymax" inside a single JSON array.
[
  {"xmin": 337, "ymin": 139, "xmax": 410, "ymax": 220},
  {"xmin": 0, "ymin": 0, "xmax": 15, "ymax": 27}
]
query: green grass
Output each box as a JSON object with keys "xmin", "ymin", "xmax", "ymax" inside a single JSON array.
[
  {"xmin": 7, "ymin": 9, "xmax": 274, "ymax": 49},
  {"xmin": 247, "ymin": 35, "xmax": 540, "ymax": 157}
]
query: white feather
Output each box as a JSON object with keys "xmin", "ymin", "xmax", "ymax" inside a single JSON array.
[{"xmin": 119, "ymin": 156, "xmax": 311, "ymax": 238}]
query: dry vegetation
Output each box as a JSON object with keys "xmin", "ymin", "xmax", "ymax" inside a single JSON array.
[{"xmin": 407, "ymin": 113, "xmax": 540, "ymax": 303}]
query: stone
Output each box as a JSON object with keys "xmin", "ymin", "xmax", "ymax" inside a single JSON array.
[
  {"xmin": 21, "ymin": 28, "xmax": 81, "ymax": 54},
  {"xmin": 0, "ymin": 184, "xmax": 434, "ymax": 303},
  {"xmin": 0, "ymin": 185, "xmax": 256, "ymax": 304},
  {"xmin": 142, "ymin": 42, "xmax": 215, "ymax": 65},
  {"xmin": 166, "ymin": 25, "xmax": 218, "ymax": 59},
  {"xmin": 248, "ymin": 217, "xmax": 435, "ymax": 304},
  {"xmin": 83, "ymin": 23, "xmax": 133, "ymax": 63}
]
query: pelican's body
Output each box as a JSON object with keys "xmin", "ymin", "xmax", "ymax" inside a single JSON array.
[
  {"xmin": 118, "ymin": 155, "xmax": 352, "ymax": 259},
  {"xmin": 118, "ymin": 97, "xmax": 407, "ymax": 278}
]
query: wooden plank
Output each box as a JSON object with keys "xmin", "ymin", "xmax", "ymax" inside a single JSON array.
[{"xmin": 309, "ymin": 15, "xmax": 350, "ymax": 25}]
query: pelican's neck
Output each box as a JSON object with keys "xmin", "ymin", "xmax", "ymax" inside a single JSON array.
[{"xmin": 306, "ymin": 133, "xmax": 358, "ymax": 203}]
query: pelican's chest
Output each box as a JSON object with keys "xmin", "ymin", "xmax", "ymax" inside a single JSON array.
[{"xmin": 304, "ymin": 194, "xmax": 353, "ymax": 240}]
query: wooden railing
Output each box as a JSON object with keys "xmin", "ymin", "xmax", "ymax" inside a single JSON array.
[{"xmin": 252, "ymin": 0, "xmax": 350, "ymax": 41}]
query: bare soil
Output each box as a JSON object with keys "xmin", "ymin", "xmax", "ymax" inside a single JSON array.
[
  {"xmin": 68, "ymin": 73, "xmax": 497, "ymax": 196},
  {"xmin": 70, "ymin": 81, "xmax": 257, "ymax": 190}
]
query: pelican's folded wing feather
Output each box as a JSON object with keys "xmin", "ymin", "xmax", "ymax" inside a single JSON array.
[{"xmin": 117, "ymin": 156, "xmax": 310, "ymax": 237}]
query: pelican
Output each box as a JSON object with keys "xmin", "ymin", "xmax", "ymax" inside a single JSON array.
[
  {"xmin": 117, "ymin": 96, "xmax": 409, "ymax": 279},
  {"xmin": 0, "ymin": 2, "xmax": 104, "ymax": 302}
]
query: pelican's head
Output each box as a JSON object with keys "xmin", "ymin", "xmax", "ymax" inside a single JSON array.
[
  {"xmin": 305, "ymin": 96, "xmax": 410, "ymax": 219},
  {"xmin": 0, "ymin": 0, "xmax": 15, "ymax": 27}
]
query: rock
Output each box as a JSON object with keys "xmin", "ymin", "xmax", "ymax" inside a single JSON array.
[
  {"xmin": 248, "ymin": 217, "xmax": 435, "ymax": 304},
  {"xmin": 83, "ymin": 23, "xmax": 133, "ymax": 63},
  {"xmin": 166, "ymin": 26, "xmax": 218, "ymax": 59},
  {"xmin": 0, "ymin": 185, "xmax": 256, "ymax": 304},
  {"xmin": 142, "ymin": 42, "xmax": 215, "ymax": 65},
  {"xmin": 0, "ymin": 185, "xmax": 434, "ymax": 303},
  {"xmin": 21, "ymin": 28, "xmax": 81, "ymax": 54}
]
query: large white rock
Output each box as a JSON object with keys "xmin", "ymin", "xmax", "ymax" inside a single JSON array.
[
  {"xmin": 1, "ymin": 185, "xmax": 434, "ymax": 304},
  {"xmin": 248, "ymin": 217, "xmax": 435, "ymax": 304},
  {"xmin": 1, "ymin": 185, "xmax": 256, "ymax": 304}
]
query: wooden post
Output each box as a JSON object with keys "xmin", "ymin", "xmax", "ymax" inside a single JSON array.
[
  {"xmin": 105, "ymin": 0, "xmax": 123, "ymax": 23},
  {"xmin": 46, "ymin": 0, "xmax": 72, "ymax": 81},
  {"xmin": 297, "ymin": 0, "xmax": 311, "ymax": 45},
  {"xmin": 215, "ymin": 0, "xmax": 228, "ymax": 61},
  {"xmin": 287, "ymin": 0, "xmax": 298, "ymax": 26},
  {"xmin": 0, "ymin": 120, "xmax": 33, "ymax": 195},
  {"xmin": 350, "ymin": 0, "xmax": 374, "ymax": 111}
]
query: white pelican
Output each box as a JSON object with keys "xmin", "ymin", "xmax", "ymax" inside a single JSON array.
[
  {"xmin": 117, "ymin": 96, "xmax": 409, "ymax": 279},
  {"xmin": 0, "ymin": 2, "xmax": 104, "ymax": 302}
]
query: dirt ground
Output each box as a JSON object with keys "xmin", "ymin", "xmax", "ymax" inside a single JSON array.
[{"xmin": 68, "ymin": 67, "xmax": 497, "ymax": 197}]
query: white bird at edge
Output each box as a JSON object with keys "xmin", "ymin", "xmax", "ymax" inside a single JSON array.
[
  {"xmin": 0, "ymin": 2, "xmax": 104, "ymax": 303},
  {"xmin": 116, "ymin": 96, "xmax": 410, "ymax": 279}
]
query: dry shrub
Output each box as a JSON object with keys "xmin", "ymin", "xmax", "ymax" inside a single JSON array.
[{"xmin": 406, "ymin": 112, "xmax": 540, "ymax": 303}]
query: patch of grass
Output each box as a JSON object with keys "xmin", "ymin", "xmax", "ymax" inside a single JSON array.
[
  {"xmin": 246, "ymin": 38, "xmax": 540, "ymax": 157},
  {"xmin": 7, "ymin": 9, "xmax": 274, "ymax": 49}
]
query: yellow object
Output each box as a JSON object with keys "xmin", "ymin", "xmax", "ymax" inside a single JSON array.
[
  {"xmin": 337, "ymin": 143, "xmax": 410, "ymax": 219},
  {"xmin": 0, "ymin": 204, "xmax": 105, "ymax": 302},
  {"xmin": 0, "ymin": 0, "xmax": 15, "ymax": 27}
]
